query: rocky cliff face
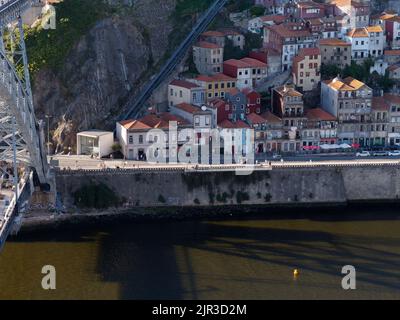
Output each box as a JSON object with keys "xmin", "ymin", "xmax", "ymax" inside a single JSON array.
[{"xmin": 32, "ymin": 0, "xmax": 177, "ymax": 153}]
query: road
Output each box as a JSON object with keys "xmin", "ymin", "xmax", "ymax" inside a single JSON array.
[
  {"xmin": 50, "ymin": 155, "xmax": 400, "ymax": 171},
  {"xmin": 122, "ymin": 0, "xmax": 228, "ymax": 120},
  {"xmin": 255, "ymin": 70, "xmax": 291, "ymax": 93}
]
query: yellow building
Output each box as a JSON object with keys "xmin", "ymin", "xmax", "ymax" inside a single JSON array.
[
  {"xmin": 193, "ymin": 73, "xmax": 237, "ymax": 102},
  {"xmin": 292, "ymin": 47, "xmax": 321, "ymax": 92}
]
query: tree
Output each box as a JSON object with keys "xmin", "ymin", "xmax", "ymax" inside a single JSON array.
[
  {"xmin": 112, "ymin": 143, "xmax": 122, "ymax": 153},
  {"xmin": 227, "ymin": 0, "xmax": 253, "ymax": 12},
  {"xmin": 320, "ymin": 63, "xmax": 342, "ymax": 80},
  {"xmin": 243, "ymin": 32, "xmax": 262, "ymax": 55},
  {"xmin": 249, "ymin": 5, "xmax": 265, "ymax": 17},
  {"xmin": 342, "ymin": 58, "xmax": 374, "ymax": 83},
  {"xmin": 224, "ymin": 38, "xmax": 245, "ymax": 60}
]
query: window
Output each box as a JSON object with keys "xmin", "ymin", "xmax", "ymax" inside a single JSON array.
[
  {"xmin": 129, "ymin": 136, "xmax": 133, "ymax": 144},
  {"xmin": 139, "ymin": 135, "xmax": 143, "ymax": 144}
]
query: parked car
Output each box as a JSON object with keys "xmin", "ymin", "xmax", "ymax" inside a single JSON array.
[
  {"xmin": 272, "ymin": 153, "xmax": 282, "ymax": 160},
  {"xmin": 356, "ymin": 151, "xmax": 371, "ymax": 157},
  {"xmin": 372, "ymin": 150, "xmax": 389, "ymax": 157},
  {"xmin": 389, "ymin": 150, "xmax": 400, "ymax": 157}
]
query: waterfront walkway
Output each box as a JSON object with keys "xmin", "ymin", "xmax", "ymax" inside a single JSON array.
[{"xmin": 50, "ymin": 155, "xmax": 400, "ymax": 173}]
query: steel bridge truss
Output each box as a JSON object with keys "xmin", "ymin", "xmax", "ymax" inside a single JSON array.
[{"xmin": 0, "ymin": 0, "xmax": 48, "ymax": 184}]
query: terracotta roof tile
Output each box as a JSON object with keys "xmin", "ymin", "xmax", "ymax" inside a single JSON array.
[
  {"xmin": 240, "ymin": 57, "xmax": 267, "ymax": 68},
  {"xmin": 274, "ymin": 85, "xmax": 303, "ymax": 97},
  {"xmin": 347, "ymin": 28, "xmax": 369, "ymax": 38},
  {"xmin": 194, "ymin": 41, "xmax": 222, "ymax": 49},
  {"xmin": 383, "ymin": 93, "xmax": 400, "ymax": 104},
  {"xmin": 174, "ymin": 103, "xmax": 200, "ymax": 114},
  {"xmin": 121, "ymin": 113, "xmax": 189, "ymax": 130},
  {"xmin": 247, "ymin": 113, "xmax": 266, "ymax": 124},
  {"xmin": 261, "ymin": 111, "xmax": 282, "ymax": 123},
  {"xmin": 267, "ymin": 24, "xmax": 311, "ymax": 38},
  {"xmin": 372, "ymin": 96, "xmax": 390, "ymax": 111},
  {"xmin": 384, "ymin": 50, "xmax": 400, "ymax": 56},
  {"xmin": 324, "ymin": 77, "xmax": 367, "ymax": 91},
  {"xmin": 170, "ymin": 79, "xmax": 200, "ymax": 89},
  {"xmin": 319, "ymin": 38, "xmax": 351, "ymax": 46},
  {"xmin": 195, "ymin": 73, "xmax": 236, "ymax": 82},
  {"xmin": 202, "ymin": 30, "xmax": 224, "ymax": 37},
  {"xmin": 306, "ymin": 108, "xmax": 336, "ymax": 121},
  {"xmin": 218, "ymin": 119, "xmax": 235, "ymax": 128}
]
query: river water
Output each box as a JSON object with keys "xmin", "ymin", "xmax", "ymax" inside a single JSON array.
[{"xmin": 1, "ymin": 207, "xmax": 400, "ymax": 300}]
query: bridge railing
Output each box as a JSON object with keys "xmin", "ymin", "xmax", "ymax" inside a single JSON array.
[{"xmin": 0, "ymin": 170, "xmax": 31, "ymax": 249}]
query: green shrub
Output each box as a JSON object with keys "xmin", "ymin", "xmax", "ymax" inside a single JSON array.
[
  {"xmin": 158, "ymin": 194, "xmax": 166, "ymax": 203},
  {"xmin": 209, "ymin": 192, "xmax": 215, "ymax": 204},
  {"xmin": 73, "ymin": 182, "xmax": 122, "ymax": 209},
  {"xmin": 25, "ymin": 0, "xmax": 111, "ymax": 78},
  {"xmin": 236, "ymin": 191, "xmax": 250, "ymax": 204}
]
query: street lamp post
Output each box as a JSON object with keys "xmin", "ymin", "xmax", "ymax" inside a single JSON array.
[{"xmin": 45, "ymin": 115, "xmax": 52, "ymax": 155}]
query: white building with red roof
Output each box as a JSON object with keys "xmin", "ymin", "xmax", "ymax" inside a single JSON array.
[
  {"xmin": 168, "ymin": 79, "xmax": 206, "ymax": 108},
  {"xmin": 223, "ymin": 57, "xmax": 267, "ymax": 89},
  {"xmin": 263, "ymin": 23, "xmax": 315, "ymax": 71},
  {"xmin": 345, "ymin": 26, "xmax": 385, "ymax": 61},
  {"xmin": 116, "ymin": 113, "xmax": 190, "ymax": 161},
  {"xmin": 223, "ymin": 59, "xmax": 253, "ymax": 90},
  {"xmin": 199, "ymin": 31, "xmax": 225, "ymax": 47},
  {"xmin": 170, "ymin": 103, "xmax": 216, "ymax": 130},
  {"xmin": 303, "ymin": 108, "xmax": 338, "ymax": 146},
  {"xmin": 193, "ymin": 41, "xmax": 224, "ymax": 75}
]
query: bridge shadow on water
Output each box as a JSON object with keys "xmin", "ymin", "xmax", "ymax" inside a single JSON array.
[{"xmin": 10, "ymin": 205, "xmax": 400, "ymax": 299}]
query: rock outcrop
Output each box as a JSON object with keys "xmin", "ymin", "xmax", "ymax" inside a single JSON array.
[{"xmin": 32, "ymin": 0, "xmax": 178, "ymax": 153}]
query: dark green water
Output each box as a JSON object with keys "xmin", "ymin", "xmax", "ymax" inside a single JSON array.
[{"xmin": 1, "ymin": 208, "xmax": 400, "ymax": 300}]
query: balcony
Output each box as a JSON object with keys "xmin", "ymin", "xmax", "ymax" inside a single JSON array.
[{"xmin": 284, "ymin": 111, "xmax": 304, "ymax": 118}]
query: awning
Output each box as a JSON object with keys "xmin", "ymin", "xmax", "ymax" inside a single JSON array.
[
  {"xmin": 303, "ymin": 145, "xmax": 320, "ymax": 151},
  {"xmin": 320, "ymin": 144, "xmax": 331, "ymax": 150},
  {"xmin": 340, "ymin": 143, "xmax": 352, "ymax": 149}
]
